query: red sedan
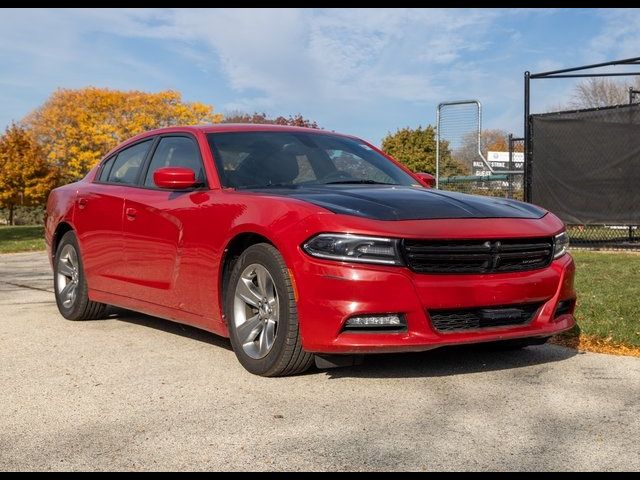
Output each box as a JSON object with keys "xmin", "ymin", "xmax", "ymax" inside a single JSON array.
[{"xmin": 45, "ymin": 124, "xmax": 576, "ymax": 376}]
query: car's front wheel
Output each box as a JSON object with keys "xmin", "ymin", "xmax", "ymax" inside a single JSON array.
[
  {"xmin": 225, "ymin": 243, "xmax": 313, "ymax": 377},
  {"xmin": 54, "ymin": 231, "xmax": 107, "ymax": 321}
]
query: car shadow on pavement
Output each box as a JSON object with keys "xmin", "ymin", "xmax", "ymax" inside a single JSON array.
[
  {"xmin": 322, "ymin": 344, "xmax": 579, "ymax": 379},
  {"xmin": 101, "ymin": 307, "xmax": 578, "ymax": 379},
  {"xmin": 104, "ymin": 306, "xmax": 234, "ymax": 351}
]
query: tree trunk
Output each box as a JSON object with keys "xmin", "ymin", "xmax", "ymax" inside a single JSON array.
[{"xmin": 8, "ymin": 204, "xmax": 14, "ymax": 226}]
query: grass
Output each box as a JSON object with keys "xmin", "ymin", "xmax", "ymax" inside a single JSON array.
[
  {"xmin": 0, "ymin": 225, "xmax": 45, "ymax": 253},
  {"xmin": 565, "ymin": 250, "xmax": 640, "ymax": 350}
]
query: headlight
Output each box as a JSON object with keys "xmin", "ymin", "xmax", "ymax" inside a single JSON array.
[
  {"xmin": 302, "ymin": 233, "xmax": 403, "ymax": 266},
  {"xmin": 553, "ymin": 231, "xmax": 569, "ymax": 259}
]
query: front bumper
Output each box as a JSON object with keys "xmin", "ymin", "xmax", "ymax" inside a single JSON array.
[{"xmin": 292, "ymin": 252, "xmax": 576, "ymax": 354}]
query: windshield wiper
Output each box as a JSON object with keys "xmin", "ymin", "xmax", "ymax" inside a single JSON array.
[{"xmin": 322, "ymin": 180, "xmax": 397, "ymax": 185}]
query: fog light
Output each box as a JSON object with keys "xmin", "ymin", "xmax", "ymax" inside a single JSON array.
[
  {"xmin": 344, "ymin": 314, "xmax": 405, "ymax": 330},
  {"xmin": 554, "ymin": 299, "xmax": 575, "ymax": 318}
]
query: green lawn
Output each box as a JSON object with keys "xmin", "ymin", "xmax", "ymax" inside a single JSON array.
[
  {"xmin": 571, "ymin": 250, "xmax": 640, "ymax": 347},
  {"xmin": 0, "ymin": 225, "xmax": 45, "ymax": 253}
]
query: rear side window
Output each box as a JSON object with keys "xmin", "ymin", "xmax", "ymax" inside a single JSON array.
[
  {"xmin": 98, "ymin": 156, "xmax": 116, "ymax": 182},
  {"xmin": 143, "ymin": 136, "xmax": 204, "ymax": 188},
  {"xmin": 107, "ymin": 140, "xmax": 153, "ymax": 185}
]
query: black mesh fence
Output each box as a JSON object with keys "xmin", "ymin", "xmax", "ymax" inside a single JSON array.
[{"xmin": 531, "ymin": 103, "xmax": 640, "ymax": 250}]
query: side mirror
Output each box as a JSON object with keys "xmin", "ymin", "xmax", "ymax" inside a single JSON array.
[
  {"xmin": 153, "ymin": 167, "xmax": 198, "ymax": 189},
  {"xmin": 415, "ymin": 172, "xmax": 436, "ymax": 188}
]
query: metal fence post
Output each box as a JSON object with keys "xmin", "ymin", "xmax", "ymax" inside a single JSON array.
[
  {"xmin": 524, "ymin": 71, "xmax": 532, "ymax": 203},
  {"xmin": 507, "ymin": 134, "xmax": 514, "ymax": 199},
  {"xmin": 435, "ymin": 107, "xmax": 440, "ymax": 189}
]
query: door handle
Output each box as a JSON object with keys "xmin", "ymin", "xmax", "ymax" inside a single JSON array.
[
  {"xmin": 125, "ymin": 207, "xmax": 137, "ymax": 220},
  {"xmin": 77, "ymin": 198, "xmax": 87, "ymax": 209}
]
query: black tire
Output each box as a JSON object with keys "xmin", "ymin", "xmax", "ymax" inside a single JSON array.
[
  {"xmin": 483, "ymin": 336, "xmax": 550, "ymax": 351},
  {"xmin": 225, "ymin": 243, "xmax": 313, "ymax": 377},
  {"xmin": 54, "ymin": 231, "xmax": 107, "ymax": 321}
]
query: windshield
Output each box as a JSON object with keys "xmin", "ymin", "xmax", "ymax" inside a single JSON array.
[{"xmin": 207, "ymin": 131, "xmax": 417, "ymax": 189}]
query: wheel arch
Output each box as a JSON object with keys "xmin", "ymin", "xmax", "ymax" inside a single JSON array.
[
  {"xmin": 219, "ymin": 232, "xmax": 276, "ymax": 322},
  {"xmin": 52, "ymin": 222, "xmax": 74, "ymax": 260}
]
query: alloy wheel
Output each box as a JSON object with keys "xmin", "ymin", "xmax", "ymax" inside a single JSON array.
[
  {"xmin": 233, "ymin": 263, "xmax": 279, "ymax": 359},
  {"xmin": 56, "ymin": 244, "xmax": 80, "ymax": 309}
]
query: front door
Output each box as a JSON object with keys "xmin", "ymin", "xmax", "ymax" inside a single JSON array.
[{"xmin": 122, "ymin": 135, "xmax": 209, "ymax": 313}]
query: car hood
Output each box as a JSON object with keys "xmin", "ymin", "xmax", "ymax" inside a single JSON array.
[{"xmin": 247, "ymin": 185, "xmax": 546, "ymax": 221}]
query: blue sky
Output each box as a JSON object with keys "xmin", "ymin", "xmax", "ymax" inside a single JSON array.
[{"xmin": 1, "ymin": 8, "xmax": 640, "ymax": 145}]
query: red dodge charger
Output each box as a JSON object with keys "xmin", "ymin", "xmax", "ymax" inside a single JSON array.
[{"xmin": 45, "ymin": 124, "xmax": 576, "ymax": 376}]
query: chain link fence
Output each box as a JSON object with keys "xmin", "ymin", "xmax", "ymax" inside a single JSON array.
[
  {"xmin": 438, "ymin": 172, "xmax": 524, "ymax": 200},
  {"xmin": 436, "ymin": 99, "xmax": 524, "ymax": 200},
  {"xmin": 440, "ymin": 135, "xmax": 525, "ymax": 201}
]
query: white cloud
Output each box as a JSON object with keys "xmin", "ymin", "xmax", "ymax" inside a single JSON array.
[
  {"xmin": 85, "ymin": 8, "xmax": 511, "ymax": 106},
  {"xmin": 589, "ymin": 9, "xmax": 640, "ymax": 62},
  {"xmin": 0, "ymin": 7, "xmax": 585, "ymax": 141}
]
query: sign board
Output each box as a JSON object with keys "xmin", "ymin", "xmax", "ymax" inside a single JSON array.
[{"xmin": 473, "ymin": 151, "xmax": 524, "ymax": 176}]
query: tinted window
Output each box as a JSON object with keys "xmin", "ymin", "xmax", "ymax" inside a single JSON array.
[
  {"xmin": 329, "ymin": 150, "xmax": 395, "ymax": 184},
  {"xmin": 107, "ymin": 140, "xmax": 152, "ymax": 185},
  {"xmin": 207, "ymin": 131, "xmax": 415, "ymax": 189},
  {"xmin": 98, "ymin": 155, "xmax": 116, "ymax": 182},
  {"xmin": 293, "ymin": 155, "xmax": 316, "ymax": 183},
  {"xmin": 144, "ymin": 136, "xmax": 204, "ymax": 188}
]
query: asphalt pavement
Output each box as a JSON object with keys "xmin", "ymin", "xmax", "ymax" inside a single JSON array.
[{"xmin": 1, "ymin": 251, "xmax": 638, "ymax": 471}]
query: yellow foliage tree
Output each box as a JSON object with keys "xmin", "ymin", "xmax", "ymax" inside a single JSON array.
[
  {"xmin": 25, "ymin": 88, "xmax": 222, "ymax": 183},
  {"xmin": 0, "ymin": 123, "xmax": 56, "ymax": 225},
  {"xmin": 486, "ymin": 136, "xmax": 509, "ymax": 153}
]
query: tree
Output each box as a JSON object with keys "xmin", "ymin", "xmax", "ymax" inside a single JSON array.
[
  {"xmin": 568, "ymin": 77, "xmax": 640, "ymax": 109},
  {"xmin": 222, "ymin": 111, "xmax": 319, "ymax": 129},
  {"xmin": 381, "ymin": 125, "xmax": 468, "ymax": 177},
  {"xmin": 25, "ymin": 88, "xmax": 222, "ymax": 183},
  {"xmin": 0, "ymin": 123, "xmax": 56, "ymax": 225}
]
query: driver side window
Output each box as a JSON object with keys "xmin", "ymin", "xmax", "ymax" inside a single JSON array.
[{"xmin": 144, "ymin": 136, "xmax": 204, "ymax": 188}]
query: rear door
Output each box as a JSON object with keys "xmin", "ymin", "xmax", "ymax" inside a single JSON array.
[{"xmin": 74, "ymin": 139, "xmax": 154, "ymax": 296}]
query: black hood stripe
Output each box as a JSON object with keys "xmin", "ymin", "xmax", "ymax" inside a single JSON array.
[{"xmin": 245, "ymin": 185, "xmax": 546, "ymax": 221}]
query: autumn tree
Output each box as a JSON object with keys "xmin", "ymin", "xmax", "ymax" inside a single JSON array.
[
  {"xmin": 456, "ymin": 128, "xmax": 514, "ymax": 167},
  {"xmin": 0, "ymin": 123, "xmax": 56, "ymax": 225},
  {"xmin": 223, "ymin": 111, "xmax": 319, "ymax": 129},
  {"xmin": 381, "ymin": 126, "xmax": 468, "ymax": 177},
  {"xmin": 26, "ymin": 88, "xmax": 222, "ymax": 183}
]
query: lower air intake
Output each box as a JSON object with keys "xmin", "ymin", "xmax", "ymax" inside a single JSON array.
[{"xmin": 429, "ymin": 302, "xmax": 543, "ymax": 332}]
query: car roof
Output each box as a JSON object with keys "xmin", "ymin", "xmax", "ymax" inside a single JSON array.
[{"xmin": 105, "ymin": 124, "xmax": 359, "ymax": 159}]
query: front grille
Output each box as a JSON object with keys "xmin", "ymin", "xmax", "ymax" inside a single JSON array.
[
  {"xmin": 429, "ymin": 302, "xmax": 543, "ymax": 332},
  {"xmin": 402, "ymin": 238, "xmax": 553, "ymax": 274}
]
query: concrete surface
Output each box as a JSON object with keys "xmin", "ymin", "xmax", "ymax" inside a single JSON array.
[{"xmin": 1, "ymin": 251, "xmax": 639, "ymax": 471}]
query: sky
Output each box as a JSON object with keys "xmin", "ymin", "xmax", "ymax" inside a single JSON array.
[{"xmin": 1, "ymin": 8, "xmax": 640, "ymax": 145}]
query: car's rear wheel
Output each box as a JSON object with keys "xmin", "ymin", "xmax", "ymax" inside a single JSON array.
[
  {"xmin": 225, "ymin": 243, "xmax": 313, "ymax": 377},
  {"xmin": 54, "ymin": 231, "xmax": 107, "ymax": 321}
]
